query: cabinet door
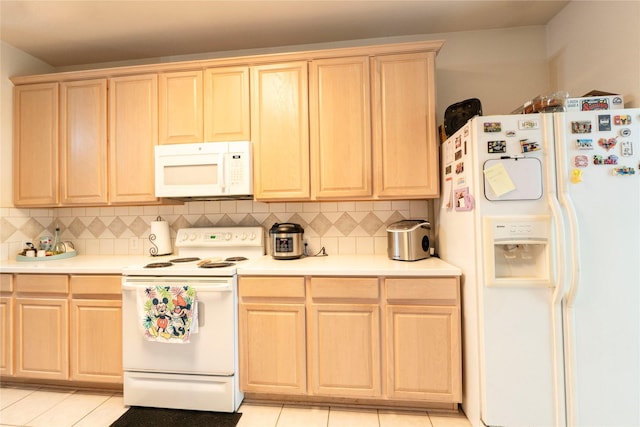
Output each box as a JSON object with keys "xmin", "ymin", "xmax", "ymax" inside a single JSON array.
[
  {"xmin": 13, "ymin": 83, "xmax": 59, "ymax": 206},
  {"xmin": 204, "ymin": 66, "xmax": 250, "ymax": 141},
  {"xmin": 60, "ymin": 79, "xmax": 108, "ymax": 205},
  {"xmin": 71, "ymin": 299, "xmax": 122, "ymax": 383},
  {"xmin": 309, "ymin": 303, "xmax": 381, "ymax": 397},
  {"xmin": 239, "ymin": 303, "xmax": 306, "ymax": 394},
  {"xmin": 0, "ymin": 274, "xmax": 12, "ymax": 376},
  {"xmin": 251, "ymin": 62, "xmax": 310, "ymax": 200},
  {"xmin": 372, "ymin": 52, "xmax": 439, "ymax": 198},
  {"xmin": 0, "ymin": 296, "xmax": 12, "ymax": 376},
  {"xmin": 386, "ymin": 305, "xmax": 461, "ymax": 402},
  {"xmin": 159, "ymin": 70, "xmax": 203, "ymax": 144},
  {"xmin": 15, "ymin": 297, "xmax": 69, "ymax": 380},
  {"xmin": 310, "ymin": 57, "xmax": 372, "ymax": 199},
  {"xmin": 109, "ymin": 74, "xmax": 159, "ymax": 204}
]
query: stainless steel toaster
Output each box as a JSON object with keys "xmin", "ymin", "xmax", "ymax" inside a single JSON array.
[{"xmin": 387, "ymin": 220, "xmax": 432, "ymax": 261}]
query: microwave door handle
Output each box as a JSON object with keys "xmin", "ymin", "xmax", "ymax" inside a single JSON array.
[{"xmin": 219, "ymin": 153, "xmax": 226, "ymax": 193}]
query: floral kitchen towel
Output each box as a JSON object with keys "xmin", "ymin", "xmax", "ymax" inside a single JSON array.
[{"xmin": 139, "ymin": 286, "xmax": 198, "ymax": 343}]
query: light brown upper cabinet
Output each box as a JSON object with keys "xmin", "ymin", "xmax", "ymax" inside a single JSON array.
[
  {"xmin": 109, "ymin": 74, "xmax": 159, "ymax": 204},
  {"xmin": 159, "ymin": 70, "xmax": 204, "ymax": 144},
  {"xmin": 13, "ymin": 83, "xmax": 59, "ymax": 206},
  {"xmin": 159, "ymin": 67, "xmax": 250, "ymax": 144},
  {"xmin": 310, "ymin": 56, "xmax": 372, "ymax": 199},
  {"xmin": 204, "ymin": 66, "xmax": 250, "ymax": 141},
  {"xmin": 60, "ymin": 79, "xmax": 108, "ymax": 205},
  {"xmin": 372, "ymin": 52, "xmax": 439, "ymax": 198},
  {"xmin": 251, "ymin": 62, "xmax": 310, "ymax": 201},
  {"xmin": 11, "ymin": 40, "xmax": 443, "ymax": 205}
]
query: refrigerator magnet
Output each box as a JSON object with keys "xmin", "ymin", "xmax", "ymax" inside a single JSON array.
[
  {"xmin": 612, "ymin": 166, "xmax": 636, "ymax": 176},
  {"xmin": 518, "ymin": 119, "xmax": 539, "ymax": 130},
  {"xmin": 571, "ymin": 121, "xmax": 592, "ymax": 133},
  {"xmin": 621, "ymin": 141, "xmax": 633, "ymax": 156},
  {"xmin": 574, "ymin": 155, "xmax": 589, "ymax": 168},
  {"xmin": 455, "ymin": 162, "xmax": 465, "ymax": 174},
  {"xmin": 598, "ymin": 115, "xmax": 612, "ymax": 131},
  {"xmin": 488, "ymin": 140, "xmax": 506, "ymax": 153},
  {"xmin": 454, "ymin": 187, "xmax": 474, "ymax": 211},
  {"xmin": 614, "ymin": 115, "xmax": 632, "ymax": 125},
  {"xmin": 484, "ymin": 122, "xmax": 501, "ymax": 132},
  {"xmin": 598, "ymin": 137, "xmax": 617, "ymax": 151},
  {"xmin": 620, "ymin": 128, "xmax": 631, "ymax": 137},
  {"xmin": 442, "ymin": 177, "xmax": 453, "ymax": 209},
  {"xmin": 576, "ymin": 139, "xmax": 594, "ymax": 150},
  {"xmin": 593, "ymin": 154, "xmax": 618, "ymax": 165},
  {"xmin": 520, "ymin": 139, "xmax": 540, "ymax": 153},
  {"xmin": 571, "ymin": 168, "xmax": 583, "ymax": 183}
]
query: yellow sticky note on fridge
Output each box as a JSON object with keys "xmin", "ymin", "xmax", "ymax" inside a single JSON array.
[{"xmin": 484, "ymin": 163, "xmax": 516, "ymax": 197}]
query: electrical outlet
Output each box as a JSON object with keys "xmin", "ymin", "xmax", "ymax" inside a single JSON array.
[{"xmin": 130, "ymin": 237, "xmax": 139, "ymax": 252}]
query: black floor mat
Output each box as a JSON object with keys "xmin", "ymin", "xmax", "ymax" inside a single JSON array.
[{"xmin": 110, "ymin": 406, "xmax": 242, "ymax": 427}]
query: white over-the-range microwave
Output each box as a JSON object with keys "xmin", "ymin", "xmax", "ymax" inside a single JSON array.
[{"xmin": 154, "ymin": 141, "xmax": 253, "ymax": 200}]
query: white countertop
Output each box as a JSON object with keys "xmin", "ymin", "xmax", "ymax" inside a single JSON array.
[
  {"xmin": 238, "ymin": 255, "xmax": 461, "ymax": 276},
  {"xmin": 0, "ymin": 255, "xmax": 174, "ymax": 274},
  {"xmin": 0, "ymin": 254, "xmax": 460, "ymax": 277}
]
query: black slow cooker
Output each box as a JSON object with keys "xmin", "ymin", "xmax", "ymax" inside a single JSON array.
[{"xmin": 269, "ymin": 223, "xmax": 304, "ymax": 259}]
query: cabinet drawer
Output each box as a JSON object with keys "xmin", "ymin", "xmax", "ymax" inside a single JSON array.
[
  {"xmin": 70, "ymin": 275, "xmax": 121, "ymax": 296},
  {"xmin": 15, "ymin": 275, "xmax": 68, "ymax": 294},
  {"xmin": 0, "ymin": 274, "xmax": 13, "ymax": 292},
  {"xmin": 239, "ymin": 277, "xmax": 305, "ymax": 299},
  {"xmin": 311, "ymin": 277, "xmax": 379, "ymax": 301},
  {"xmin": 386, "ymin": 277, "xmax": 459, "ymax": 305}
]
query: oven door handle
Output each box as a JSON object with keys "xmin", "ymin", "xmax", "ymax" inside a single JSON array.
[{"xmin": 122, "ymin": 282, "xmax": 233, "ymax": 292}]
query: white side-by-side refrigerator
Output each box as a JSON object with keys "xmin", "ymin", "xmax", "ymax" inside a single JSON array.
[{"xmin": 437, "ymin": 109, "xmax": 640, "ymax": 427}]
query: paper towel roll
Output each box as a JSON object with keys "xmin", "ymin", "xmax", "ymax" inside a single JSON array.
[{"xmin": 149, "ymin": 218, "xmax": 172, "ymax": 256}]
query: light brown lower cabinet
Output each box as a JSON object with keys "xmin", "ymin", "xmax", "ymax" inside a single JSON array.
[
  {"xmin": 1, "ymin": 274, "xmax": 14, "ymax": 376},
  {"xmin": 239, "ymin": 274, "xmax": 461, "ymax": 406},
  {"xmin": 70, "ymin": 275, "xmax": 122, "ymax": 384},
  {"xmin": 238, "ymin": 277, "xmax": 307, "ymax": 394},
  {"xmin": 14, "ymin": 274, "xmax": 69, "ymax": 380},
  {"xmin": 2, "ymin": 274, "xmax": 123, "ymax": 386},
  {"xmin": 308, "ymin": 277, "xmax": 381, "ymax": 397},
  {"xmin": 386, "ymin": 277, "xmax": 462, "ymax": 403}
]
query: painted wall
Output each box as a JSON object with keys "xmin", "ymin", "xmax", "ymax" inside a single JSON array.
[
  {"xmin": 432, "ymin": 26, "xmax": 550, "ymax": 121},
  {"xmin": 547, "ymin": 0, "xmax": 640, "ymax": 108}
]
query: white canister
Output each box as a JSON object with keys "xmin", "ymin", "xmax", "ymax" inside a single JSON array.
[{"xmin": 149, "ymin": 216, "xmax": 172, "ymax": 256}]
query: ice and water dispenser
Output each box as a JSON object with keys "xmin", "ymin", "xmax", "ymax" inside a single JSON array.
[{"xmin": 483, "ymin": 216, "xmax": 553, "ymax": 287}]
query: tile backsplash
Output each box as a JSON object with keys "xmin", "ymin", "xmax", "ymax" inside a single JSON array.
[{"xmin": 0, "ymin": 200, "xmax": 431, "ymax": 260}]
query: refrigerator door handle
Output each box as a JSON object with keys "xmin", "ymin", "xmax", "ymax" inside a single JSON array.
[
  {"xmin": 552, "ymin": 112, "xmax": 582, "ymax": 427},
  {"xmin": 553, "ymin": 113, "xmax": 581, "ymax": 307},
  {"xmin": 543, "ymin": 113, "xmax": 570, "ymax": 427}
]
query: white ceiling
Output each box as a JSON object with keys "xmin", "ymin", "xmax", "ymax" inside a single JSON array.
[{"xmin": 1, "ymin": 0, "xmax": 569, "ymax": 68}]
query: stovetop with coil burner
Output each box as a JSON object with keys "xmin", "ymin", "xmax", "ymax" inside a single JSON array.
[{"xmin": 122, "ymin": 226, "xmax": 265, "ymax": 277}]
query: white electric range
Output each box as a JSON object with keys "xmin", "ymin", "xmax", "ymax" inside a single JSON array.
[{"xmin": 121, "ymin": 226, "xmax": 264, "ymax": 412}]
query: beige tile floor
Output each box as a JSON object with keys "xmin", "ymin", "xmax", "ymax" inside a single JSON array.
[{"xmin": 0, "ymin": 385, "xmax": 471, "ymax": 427}]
